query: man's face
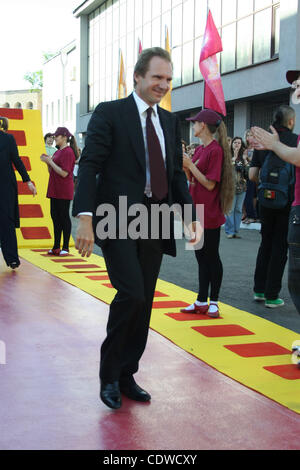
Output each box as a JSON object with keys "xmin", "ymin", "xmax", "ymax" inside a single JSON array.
[
  {"xmin": 291, "ymin": 75, "xmax": 300, "ymax": 105},
  {"xmin": 46, "ymin": 136, "xmax": 54, "ymax": 146},
  {"xmin": 134, "ymin": 56, "xmax": 173, "ymax": 106}
]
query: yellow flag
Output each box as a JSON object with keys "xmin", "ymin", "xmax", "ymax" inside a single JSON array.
[
  {"xmin": 160, "ymin": 27, "xmax": 172, "ymax": 112},
  {"xmin": 118, "ymin": 50, "xmax": 127, "ymax": 99}
]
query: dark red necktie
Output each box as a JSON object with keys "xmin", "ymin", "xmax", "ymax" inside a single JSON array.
[{"xmin": 146, "ymin": 107, "xmax": 168, "ymax": 201}]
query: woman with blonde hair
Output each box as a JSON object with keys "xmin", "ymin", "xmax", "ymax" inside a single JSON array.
[
  {"xmin": 181, "ymin": 109, "xmax": 234, "ymax": 317},
  {"xmin": 0, "ymin": 116, "xmax": 36, "ymax": 268}
]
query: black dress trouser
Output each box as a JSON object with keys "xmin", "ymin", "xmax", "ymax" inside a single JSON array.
[
  {"xmin": 288, "ymin": 206, "xmax": 300, "ymax": 314},
  {"xmin": 100, "ymin": 236, "xmax": 163, "ymax": 383},
  {"xmin": 0, "ymin": 213, "xmax": 19, "ymax": 266},
  {"xmin": 254, "ymin": 205, "xmax": 289, "ymax": 300}
]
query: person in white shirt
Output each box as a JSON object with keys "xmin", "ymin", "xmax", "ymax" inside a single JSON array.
[{"xmin": 72, "ymin": 47, "xmax": 201, "ymax": 410}]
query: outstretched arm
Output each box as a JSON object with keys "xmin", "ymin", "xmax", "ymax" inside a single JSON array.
[{"xmin": 251, "ymin": 126, "xmax": 300, "ymax": 167}]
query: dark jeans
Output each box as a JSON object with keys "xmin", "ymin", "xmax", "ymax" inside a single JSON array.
[
  {"xmin": 195, "ymin": 227, "xmax": 223, "ymax": 302},
  {"xmin": 288, "ymin": 206, "xmax": 300, "ymax": 314},
  {"xmin": 244, "ymin": 180, "xmax": 257, "ymax": 219},
  {"xmin": 0, "ymin": 213, "xmax": 19, "ymax": 266},
  {"xmin": 254, "ymin": 205, "xmax": 289, "ymax": 300},
  {"xmin": 50, "ymin": 198, "xmax": 72, "ymax": 251}
]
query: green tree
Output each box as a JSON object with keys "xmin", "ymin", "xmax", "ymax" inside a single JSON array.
[{"xmin": 24, "ymin": 70, "xmax": 43, "ymax": 91}]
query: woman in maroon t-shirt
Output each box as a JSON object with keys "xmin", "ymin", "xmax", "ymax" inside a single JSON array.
[
  {"xmin": 181, "ymin": 109, "xmax": 234, "ymax": 318},
  {"xmin": 40, "ymin": 127, "xmax": 79, "ymax": 256}
]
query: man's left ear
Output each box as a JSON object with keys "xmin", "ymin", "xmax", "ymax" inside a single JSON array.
[{"xmin": 292, "ymin": 88, "xmax": 300, "ymax": 105}]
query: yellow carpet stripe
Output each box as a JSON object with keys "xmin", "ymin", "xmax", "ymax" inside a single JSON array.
[{"xmin": 19, "ymin": 248, "xmax": 300, "ymax": 414}]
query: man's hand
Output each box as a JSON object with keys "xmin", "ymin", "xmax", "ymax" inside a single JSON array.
[
  {"xmin": 251, "ymin": 125, "xmax": 279, "ymax": 151},
  {"xmin": 187, "ymin": 221, "xmax": 203, "ymax": 247},
  {"xmin": 75, "ymin": 215, "xmax": 95, "ymax": 258},
  {"xmin": 27, "ymin": 181, "xmax": 37, "ymax": 196}
]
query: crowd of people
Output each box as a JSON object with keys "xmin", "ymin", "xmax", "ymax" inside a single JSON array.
[
  {"xmin": 0, "ymin": 47, "xmax": 299, "ymax": 410},
  {"xmin": 180, "ymin": 102, "xmax": 299, "ymax": 311}
]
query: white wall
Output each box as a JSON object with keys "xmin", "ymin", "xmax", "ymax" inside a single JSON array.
[{"xmin": 42, "ymin": 42, "xmax": 79, "ymax": 138}]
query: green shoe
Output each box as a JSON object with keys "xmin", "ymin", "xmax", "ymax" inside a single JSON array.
[
  {"xmin": 254, "ymin": 292, "xmax": 266, "ymax": 302},
  {"xmin": 265, "ymin": 298, "xmax": 285, "ymax": 308}
]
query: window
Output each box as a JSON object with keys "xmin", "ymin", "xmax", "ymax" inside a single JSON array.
[
  {"xmin": 182, "ymin": 41, "xmax": 194, "ymax": 84},
  {"xmin": 143, "ymin": 0, "xmax": 152, "ymax": 24},
  {"xmin": 152, "ymin": 0, "xmax": 161, "ymax": 19},
  {"xmin": 86, "ymin": 0, "xmax": 280, "ymax": 99},
  {"xmin": 237, "ymin": 16, "xmax": 253, "ymax": 68},
  {"xmin": 194, "ymin": 37, "xmax": 203, "ymax": 81},
  {"xmin": 272, "ymin": 3, "xmax": 280, "ymax": 56},
  {"xmin": 172, "ymin": 4, "xmax": 182, "ymax": 47},
  {"xmin": 222, "ymin": 0, "xmax": 237, "ymax": 24},
  {"xmin": 70, "ymin": 96, "xmax": 73, "ymax": 121},
  {"xmin": 238, "ymin": 0, "xmax": 253, "ymax": 17},
  {"xmin": 221, "ymin": 23, "xmax": 236, "ymax": 73},
  {"xmin": 26, "ymin": 102, "xmax": 33, "ymax": 109},
  {"xmin": 172, "ymin": 46, "xmax": 182, "ymax": 87},
  {"xmin": 182, "ymin": 0, "xmax": 194, "ymax": 43},
  {"xmin": 14, "ymin": 102, "xmax": 22, "ymax": 108},
  {"xmin": 66, "ymin": 96, "xmax": 69, "ymax": 121},
  {"xmin": 195, "ymin": 0, "xmax": 207, "ymax": 38},
  {"xmin": 253, "ymin": 7, "xmax": 272, "ymax": 63}
]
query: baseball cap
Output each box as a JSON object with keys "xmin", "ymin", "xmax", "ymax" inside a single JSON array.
[
  {"xmin": 53, "ymin": 127, "xmax": 72, "ymax": 138},
  {"xmin": 186, "ymin": 109, "xmax": 222, "ymax": 126},
  {"xmin": 286, "ymin": 70, "xmax": 300, "ymax": 84}
]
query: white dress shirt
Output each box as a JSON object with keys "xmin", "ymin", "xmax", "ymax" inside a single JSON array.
[
  {"xmin": 132, "ymin": 91, "xmax": 166, "ymax": 197},
  {"xmin": 78, "ymin": 92, "xmax": 166, "ymax": 216}
]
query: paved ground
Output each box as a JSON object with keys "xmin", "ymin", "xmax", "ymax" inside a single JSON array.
[{"xmin": 71, "ymin": 214, "xmax": 300, "ymax": 335}]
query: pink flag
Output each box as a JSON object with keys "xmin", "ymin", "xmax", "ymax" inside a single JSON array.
[
  {"xmin": 200, "ymin": 10, "xmax": 226, "ymax": 116},
  {"xmin": 138, "ymin": 38, "xmax": 143, "ymax": 56}
]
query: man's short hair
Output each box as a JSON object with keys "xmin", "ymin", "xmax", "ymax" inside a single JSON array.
[
  {"xmin": 44, "ymin": 132, "xmax": 53, "ymax": 143},
  {"xmin": 134, "ymin": 47, "xmax": 173, "ymax": 87},
  {"xmin": 273, "ymin": 105, "xmax": 295, "ymax": 128}
]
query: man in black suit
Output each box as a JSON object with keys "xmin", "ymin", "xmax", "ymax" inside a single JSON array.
[
  {"xmin": 0, "ymin": 117, "xmax": 36, "ymax": 269},
  {"xmin": 73, "ymin": 48, "xmax": 201, "ymax": 409}
]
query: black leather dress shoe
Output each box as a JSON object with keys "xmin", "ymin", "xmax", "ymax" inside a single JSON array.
[
  {"xmin": 9, "ymin": 261, "xmax": 20, "ymax": 270},
  {"xmin": 119, "ymin": 380, "xmax": 151, "ymax": 402},
  {"xmin": 100, "ymin": 381, "xmax": 122, "ymax": 409}
]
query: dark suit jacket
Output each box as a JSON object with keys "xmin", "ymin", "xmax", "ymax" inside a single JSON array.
[
  {"xmin": 73, "ymin": 94, "xmax": 196, "ymax": 256},
  {"xmin": 0, "ymin": 131, "xmax": 30, "ymax": 228}
]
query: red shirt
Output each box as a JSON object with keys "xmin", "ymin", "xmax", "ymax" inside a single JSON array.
[
  {"xmin": 189, "ymin": 140, "xmax": 225, "ymax": 229},
  {"xmin": 293, "ymin": 136, "xmax": 300, "ymax": 207},
  {"xmin": 47, "ymin": 146, "xmax": 75, "ymax": 200}
]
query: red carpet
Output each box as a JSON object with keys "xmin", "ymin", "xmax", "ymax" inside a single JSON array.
[{"xmin": 0, "ymin": 258, "xmax": 299, "ymax": 450}]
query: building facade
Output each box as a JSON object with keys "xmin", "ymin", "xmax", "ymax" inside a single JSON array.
[
  {"xmin": 0, "ymin": 89, "xmax": 42, "ymax": 112},
  {"xmin": 42, "ymin": 40, "xmax": 80, "ymax": 141},
  {"xmin": 74, "ymin": 0, "xmax": 300, "ymax": 142}
]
